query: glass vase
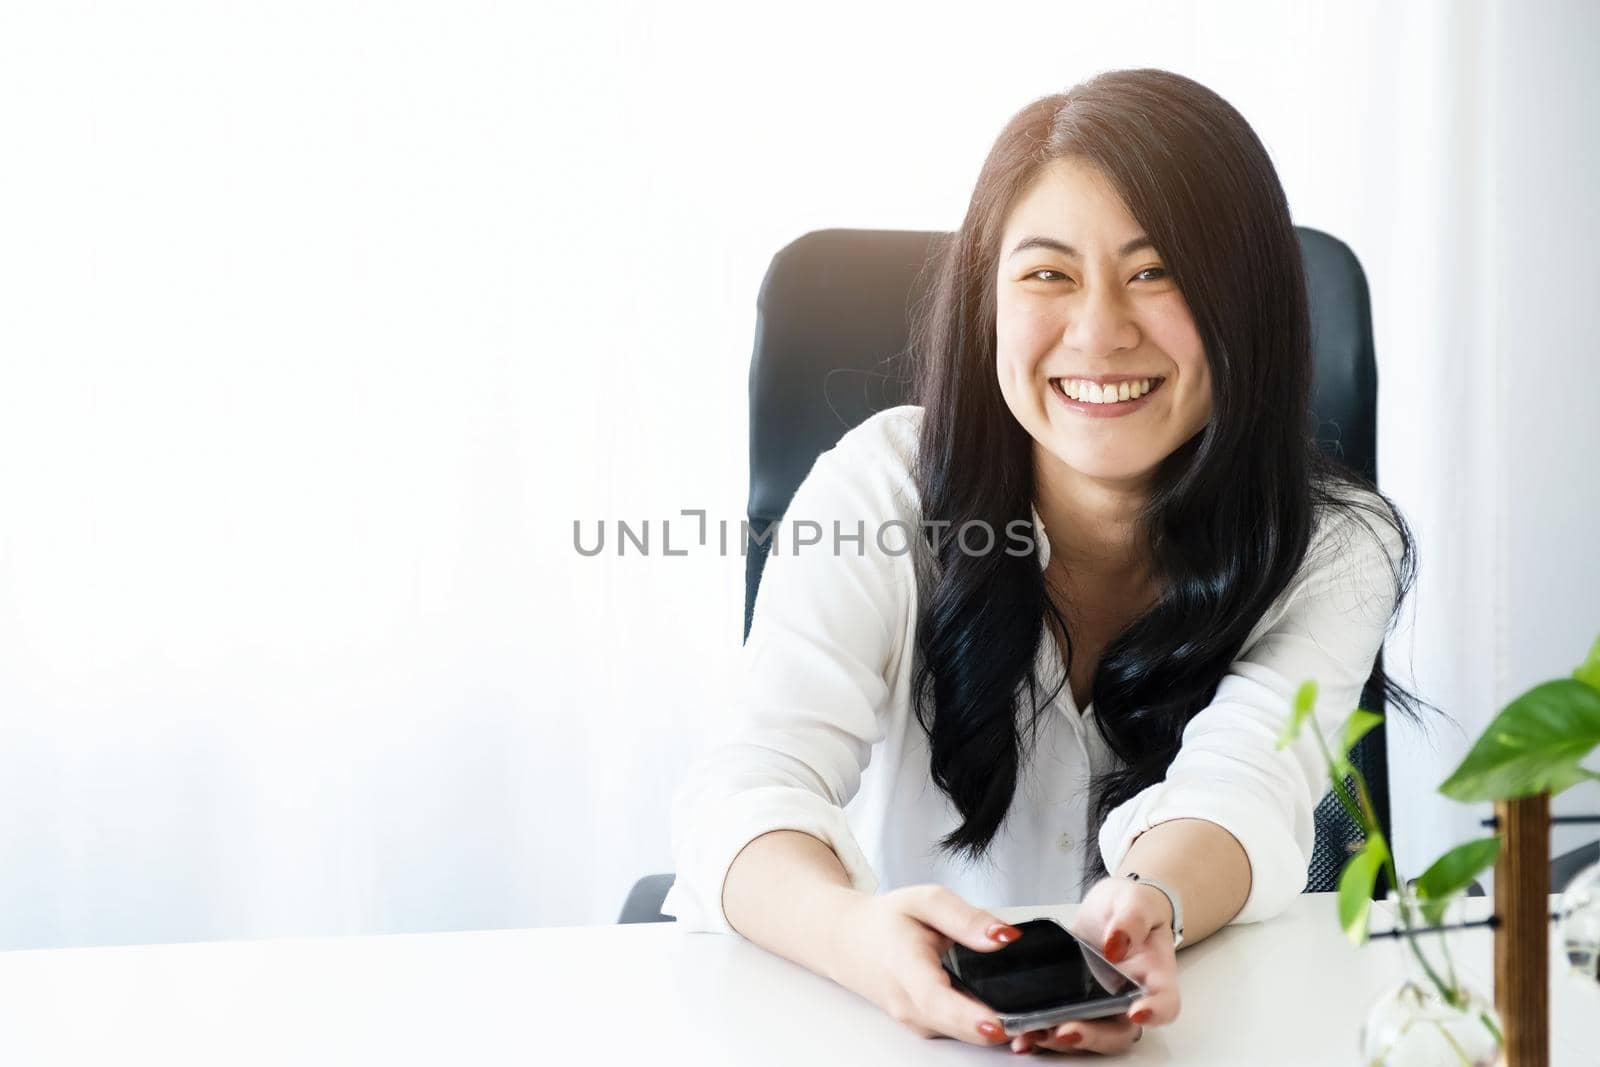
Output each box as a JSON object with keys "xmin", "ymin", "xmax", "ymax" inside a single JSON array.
[
  {"xmin": 1558, "ymin": 857, "xmax": 1600, "ymax": 981},
  {"xmin": 1359, "ymin": 900, "xmax": 1502, "ymax": 1067}
]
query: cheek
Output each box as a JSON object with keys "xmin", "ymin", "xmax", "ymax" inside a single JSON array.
[
  {"xmin": 1184, "ymin": 367, "xmax": 1215, "ymax": 430},
  {"xmin": 1146, "ymin": 301, "xmax": 1203, "ymax": 362},
  {"xmin": 1148, "ymin": 307, "xmax": 1211, "ymax": 415},
  {"xmin": 994, "ymin": 294, "xmax": 1058, "ymax": 369}
]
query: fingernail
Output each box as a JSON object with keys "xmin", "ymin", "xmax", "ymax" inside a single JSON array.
[
  {"xmin": 987, "ymin": 923, "xmax": 1022, "ymax": 943},
  {"xmin": 1056, "ymin": 1028, "xmax": 1082, "ymax": 1046},
  {"xmin": 1130, "ymin": 1008, "xmax": 1152, "ymax": 1024},
  {"xmin": 978, "ymin": 1021, "xmax": 1004, "ymax": 1040},
  {"xmin": 1104, "ymin": 930, "xmax": 1129, "ymax": 962}
]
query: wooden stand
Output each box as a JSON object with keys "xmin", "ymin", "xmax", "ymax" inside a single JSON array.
[{"xmin": 1494, "ymin": 793, "xmax": 1550, "ymax": 1067}]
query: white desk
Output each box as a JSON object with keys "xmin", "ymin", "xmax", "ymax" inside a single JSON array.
[{"xmin": 1, "ymin": 895, "xmax": 1595, "ymax": 1065}]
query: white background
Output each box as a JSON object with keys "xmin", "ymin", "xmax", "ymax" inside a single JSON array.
[{"xmin": 1, "ymin": 0, "xmax": 1595, "ymax": 949}]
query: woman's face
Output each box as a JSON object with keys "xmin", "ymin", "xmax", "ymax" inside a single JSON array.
[{"xmin": 994, "ymin": 157, "xmax": 1212, "ymax": 489}]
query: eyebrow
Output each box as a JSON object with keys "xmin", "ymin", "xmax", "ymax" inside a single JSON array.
[{"xmin": 1007, "ymin": 235, "xmax": 1157, "ymax": 259}]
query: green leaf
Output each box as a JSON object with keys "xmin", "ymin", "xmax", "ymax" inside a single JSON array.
[
  {"xmin": 1414, "ymin": 837, "xmax": 1501, "ymax": 926},
  {"xmin": 1341, "ymin": 709, "xmax": 1383, "ymax": 757},
  {"xmin": 1438, "ymin": 679, "xmax": 1600, "ymax": 802},
  {"xmin": 1338, "ymin": 836, "xmax": 1390, "ymax": 945},
  {"xmin": 1575, "ymin": 633, "xmax": 1600, "ymax": 694},
  {"xmin": 1277, "ymin": 680, "xmax": 1319, "ymax": 749}
]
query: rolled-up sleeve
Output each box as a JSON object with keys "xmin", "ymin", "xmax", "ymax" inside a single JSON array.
[
  {"xmin": 660, "ymin": 438, "xmax": 907, "ymax": 934},
  {"xmin": 1096, "ymin": 501, "xmax": 1405, "ymax": 925}
]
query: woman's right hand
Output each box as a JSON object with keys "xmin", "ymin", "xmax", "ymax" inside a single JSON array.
[{"xmin": 824, "ymin": 884, "xmax": 1021, "ymax": 1047}]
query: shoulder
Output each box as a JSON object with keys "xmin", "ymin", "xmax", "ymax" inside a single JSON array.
[
  {"xmin": 1303, "ymin": 483, "xmax": 1408, "ymax": 596},
  {"xmin": 751, "ymin": 407, "xmax": 924, "ymax": 658},
  {"xmin": 791, "ymin": 404, "xmax": 925, "ymax": 521},
  {"xmin": 825, "ymin": 404, "xmax": 924, "ymax": 473},
  {"xmin": 1241, "ymin": 483, "xmax": 1409, "ymax": 651}
]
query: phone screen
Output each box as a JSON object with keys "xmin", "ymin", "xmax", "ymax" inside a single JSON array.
[{"xmin": 944, "ymin": 918, "xmax": 1137, "ymax": 1014}]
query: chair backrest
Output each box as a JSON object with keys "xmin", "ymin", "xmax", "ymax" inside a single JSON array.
[{"xmin": 744, "ymin": 227, "xmax": 1389, "ymax": 895}]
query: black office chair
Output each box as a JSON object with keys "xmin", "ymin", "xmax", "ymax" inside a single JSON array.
[{"xmin": 619, "ymin": 226, "xmax": 1392, "ymax": 923}]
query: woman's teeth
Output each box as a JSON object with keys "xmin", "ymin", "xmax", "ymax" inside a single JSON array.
[{"xmin": 1054, "ymin": 377, "xmax": 1161, "ymax": 404}]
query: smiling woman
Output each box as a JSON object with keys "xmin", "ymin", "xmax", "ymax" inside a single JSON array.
[{"xmin": 665, "ymin": 67, "xmax": 1425, "ymax": 1058}]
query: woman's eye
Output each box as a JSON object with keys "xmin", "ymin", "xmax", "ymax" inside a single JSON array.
[
  {"xmin": 1135, "ymin": 266, "xmax": 1168, "ymax": 282},
  {"xmin": 1027, "ymin": 269, "xmax": 1067, "ymax": 282}
]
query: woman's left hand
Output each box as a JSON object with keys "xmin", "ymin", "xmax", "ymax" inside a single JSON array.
[{"xmin": 1009, "ymin": 875, "xmax": 1182, "ymax": 1055}]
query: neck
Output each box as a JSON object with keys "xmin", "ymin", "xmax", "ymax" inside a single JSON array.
[{"xmin": 1033, "ymin": 445, "xmax": 1155, "ymax": 584}]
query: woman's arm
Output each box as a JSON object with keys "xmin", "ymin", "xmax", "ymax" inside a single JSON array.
[
  {"xmin": 1095, "ymin": 501, "xmax": 1405, "ymax": 928},
  {"xmin": 1113, "ymin": 817, "xmax": 1250, "ymax": 947},
  {"xmin": 720, "ymin": 829, "xmax": 863, "ymax": 981}
]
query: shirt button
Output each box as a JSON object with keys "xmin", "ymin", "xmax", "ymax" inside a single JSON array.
[{"xmin": 1057, "ymin": 832, "xmax": 1074, "ymax": 852}]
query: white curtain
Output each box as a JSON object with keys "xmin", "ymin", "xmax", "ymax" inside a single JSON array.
[{"xmin": 1, "ymin": 0, "xmax": 1595, "ymax": 949}]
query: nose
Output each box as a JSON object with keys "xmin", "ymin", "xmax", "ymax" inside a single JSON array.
[{"xmin": 1064, "ymin": 282, "xmax": 1139, "ymax": 358}]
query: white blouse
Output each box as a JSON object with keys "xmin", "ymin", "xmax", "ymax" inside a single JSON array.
[{"xmin": 662, "ymin": 405, "xmax": 1401, "ymax": 935}]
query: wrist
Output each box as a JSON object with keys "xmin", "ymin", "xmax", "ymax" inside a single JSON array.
[
  {"xmin": 1124, "ymin": 872, "xmax": 1184, "ymax": 948},
  {"xmin": 811, "ymin": 883, "xmax": 872, "ymax": 984},
  {"xmin": 1129, "ymin": 881, "xmax": 1173, "ymax": 926}
]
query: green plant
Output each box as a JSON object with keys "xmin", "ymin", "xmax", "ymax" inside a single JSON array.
[{"xmin": 1278, "ymin": 632, "xmax": 1600, "ymax": 1050}]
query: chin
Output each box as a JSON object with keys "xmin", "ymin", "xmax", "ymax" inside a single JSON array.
[{"xmin": 1043, "ymin": 444, "xmax": 1160, "ymax": 486}]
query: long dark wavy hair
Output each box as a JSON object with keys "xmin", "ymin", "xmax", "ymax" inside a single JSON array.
[{"xmin": 907, "ymin": 68, "xmax": 1423, "ymax": 883}]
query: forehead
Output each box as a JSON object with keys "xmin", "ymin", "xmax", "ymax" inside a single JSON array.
[{"xmin": 1000, "ymin": 157, "xmax": 1142, "ymax": 242}]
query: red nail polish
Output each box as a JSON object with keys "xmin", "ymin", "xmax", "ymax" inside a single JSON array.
[
  {"xmin": 978, "ymin": 1021, "xmax": 1004, "ymax": 1040},
  {"xmin": 987, "ymin": 923, "xmax": 1021, "ymax": 943},
  {"xmin": 1130, "ymin": 1008, "xmax": 1152, "ymax": 1024},
  {"xmin": 1104, "ymin": 930, "xmax": 1129, "ymax": 962},
  {"xmin": 1058, "ymin": 1029, "xmax": 1082, "ymax": 1045}
]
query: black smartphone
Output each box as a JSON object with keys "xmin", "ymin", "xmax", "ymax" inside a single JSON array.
[{"xmin": 940, "ymin": 918, "xmax": 1145, "ymax": 1036}]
